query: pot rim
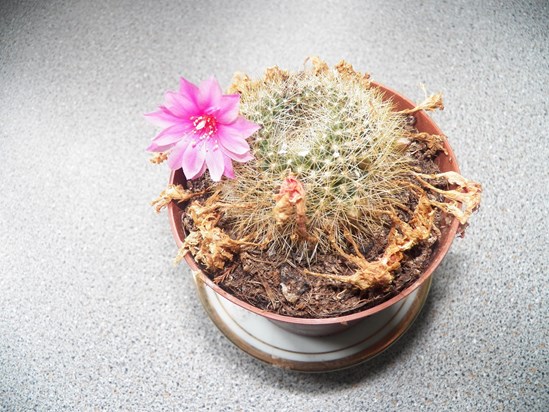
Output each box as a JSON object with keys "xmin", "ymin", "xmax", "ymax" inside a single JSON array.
[{"xmin": 167, "ymin": 81, "xmax": 460, "ymax": 326}]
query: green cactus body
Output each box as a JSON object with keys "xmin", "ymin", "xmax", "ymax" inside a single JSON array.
[{"xmin": 218, "ymin": 64, "xmax": 415, "ymax": 260}]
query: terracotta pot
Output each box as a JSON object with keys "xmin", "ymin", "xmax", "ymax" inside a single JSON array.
[{"xmin": 168, "ymin": 82, "xmax": 460, "ymax": 337}]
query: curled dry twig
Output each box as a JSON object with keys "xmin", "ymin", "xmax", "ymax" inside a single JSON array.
[
  {"xmin": 175, "ymin": 195, "xmax": 262, "ymax": 270},
  {"xmin": 403, "ymin": 131, "xmax": 448, "ymax": 155},
  {"xmin": 304, "ymin": 194, "xmax": 435, "ymax": 290},
  {"xmin": 151, "ymin": 185, "xmax": 205, "ymax": 213},
  {"xmin": 334, "ymin": 60, "xmax": 371, "ymax": 88},
  {"xmin": 414, "ymin": 171, "xmax": 482, "ymax": 234},
  {"xmin": 398, "ymin": 93, "xmax": 444, "ymax": 114}
]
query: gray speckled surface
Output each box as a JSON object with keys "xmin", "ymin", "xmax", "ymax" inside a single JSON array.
[{"xmin": 1, "ymin": 0, "xmax": 548, "ymax": 410}]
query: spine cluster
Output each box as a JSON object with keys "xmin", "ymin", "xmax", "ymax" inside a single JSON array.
[{"xmin": 219, "ymin": 59, "xmax": 415, "ymax": 259}]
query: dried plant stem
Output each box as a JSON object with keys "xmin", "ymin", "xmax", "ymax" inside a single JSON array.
[
  {"xmin": 304, "ymin": 195, "xmax": 434, "ymax": 290},
  {"xmin": 404, "ymin": 131, "xmax": 448, "ymax": 155},
  {"xmin": 414, "ymin": 171, "xmax": 482, "ymax": 228},
  {"xmin": 399, "ymin": 93, "xmax": 444, "ymax": 114},
  {"xmin": 175, "ymin": 200, "xmax": 264, "ymax": 270},
  {"xmin": 151, "ymin": 185, "xmax": 205, "ymax": 213}
]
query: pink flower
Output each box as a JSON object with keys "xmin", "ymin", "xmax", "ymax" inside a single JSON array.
[{"xmin": 145, "ymin": 76, "xmax": 260, "ymax": 181}]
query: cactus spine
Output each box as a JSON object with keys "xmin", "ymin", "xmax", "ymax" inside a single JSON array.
[{"xmin": 218, "ymin": 60, "xmax": 416, "ymax": 260}]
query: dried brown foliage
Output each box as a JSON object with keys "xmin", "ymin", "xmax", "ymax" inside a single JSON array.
[
  {"xmin": 151, "ymin": 185, "xmax": 205, "ymax": 213},
  {"xmin": 175, "ymin": 197, "xmax": 259, "ymax": 270},
  {"xmin": 304, "ymin": 194, "xmax": 435, "ymax": 290}
]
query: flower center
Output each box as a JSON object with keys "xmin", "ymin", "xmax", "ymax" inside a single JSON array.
[
  {"xmin": 191, "ymin": 115, "xmax": 217, "ymax": 138},
  {"xmin": 190, "ymin": 115, "xmax": 219, "ymax": 151}
]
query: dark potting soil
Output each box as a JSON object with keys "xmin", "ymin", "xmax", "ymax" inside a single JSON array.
[{"xmin": 180, "ymin": 115, "xmax": 450, "ymax": 318}]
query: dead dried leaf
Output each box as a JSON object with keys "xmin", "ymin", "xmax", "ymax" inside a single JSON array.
[
  {"xmin": 176, "ymin": 200, "xmax": 260, "ymax": 270},
  {"xmin": 415, "ymin": 171, "xmax": 482, "ymax": 231},
  {"xmin": 151, "ymin": 185, "xmax": 205, "ymax": 213},
  {"xmin": 399, "ymin": 93, "xmax": 444, "ymax": 114},
  {"xmin": 305, "ymin": 195, "xmax": 435, "ymax": 290}
]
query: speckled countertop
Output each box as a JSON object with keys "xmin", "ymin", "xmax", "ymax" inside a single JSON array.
[{"xmin": 1, "ymin": 0, "xmax": 547, "ymax": 410}]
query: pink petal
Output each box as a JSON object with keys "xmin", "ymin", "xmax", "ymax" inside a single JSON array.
[
  {"xmin": 198, "ymin": 76, "xmax": 222, "ymax": 110},
  {"xmin": 223, "ymin": 155, "xmax": 236, "ymax": 179},
  {"xmin": 218, "ymin": 130, "xmax": 251, "ymax": 155},
  {"xmin": 144, "ymin": 107, "xmax": 180, "ymax": 127},
  {"xmin": 146, "ymin": 141, "xmax": 173, "ymax": 153},
  {"xmin": 151, "ymin": 123, "xmax": 190, "ymax": 146},
  {"xmin": 195, "ymin": 162, "xmax": 208, "ymax": 179},
  {"xmin": 182, "ymin": 142, "xmax": 206, "ymax": 180},
  {"xmin": 224, "ymin": 116, "xmax": 261, "ymax": 139},
  {"xmin": 165, "ymin": 91, "xmax": 199, "ymax": 117},
  {"xmin": 219, "ymin": 145, "xmax": 254, "ymax": 162},
  {"xmin": 216, "ymin": 94, "xmax": 241, "ymax": 124},
  {"xmin": 205, "ymin": 144, "xmax": 225, "ymax": 182},
  {"xmin": 167, "ymin": 139, "xmax": 190, "ymax": 170},
  {"xmin": 180, "ymin": 77, "xmax": 199, "ymax": 101}
]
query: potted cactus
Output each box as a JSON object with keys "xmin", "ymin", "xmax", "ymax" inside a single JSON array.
[{"xmin": 146, "ymin": 58, "xmax": 481, "ymax": 340}]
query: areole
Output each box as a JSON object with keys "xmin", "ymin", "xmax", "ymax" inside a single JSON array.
[{"xmin": 168, "ymin": 82, "xmax": 460, "ymax": 337}]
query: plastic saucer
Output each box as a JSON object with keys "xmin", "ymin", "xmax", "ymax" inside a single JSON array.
[{"xmin": 193, "ymin": 274, "xmax": 431, "ymax": 372}]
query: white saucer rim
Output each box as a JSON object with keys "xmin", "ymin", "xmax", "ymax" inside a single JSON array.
[
  {"xmin": 194, "ymin": 275, "xmax": 432, "ymax": 372},
  {"xmin": 213, "ymin": 291, "xmax": 409, "ymax": 356}
]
